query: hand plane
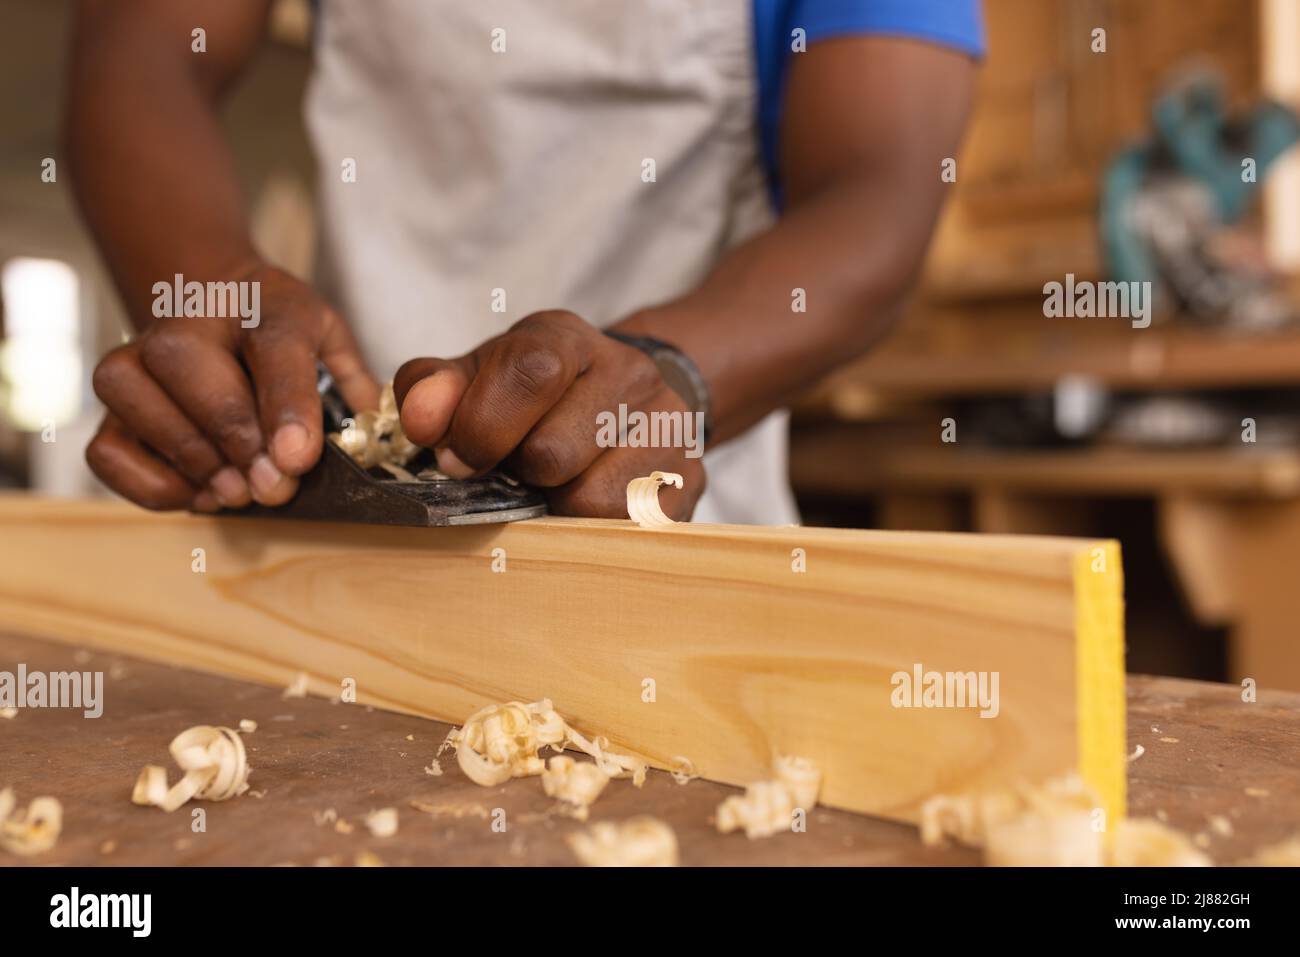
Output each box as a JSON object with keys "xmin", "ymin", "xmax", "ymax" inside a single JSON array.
[{"xmin": 239, "ymin": 367, "xmax": 548, "ymax": 527}]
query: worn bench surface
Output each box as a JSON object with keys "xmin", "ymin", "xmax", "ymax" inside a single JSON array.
[{"xmin": 2, "ymin": 632, "xmax": 1296, "ymax": 866}]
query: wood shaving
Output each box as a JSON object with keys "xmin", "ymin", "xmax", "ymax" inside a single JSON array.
[
  {"xmin": 239, "ymin": 719, "xmax": 258, "ymax": 733},
  {"xmin": 282, "ymin": 673, "xmax": 309, "ymax": 699},
  {"xmin": 329, "ymin": 382, "xmax": 420, "ymax": 471},
  {"xmin": 715, "ymin": 755, "xmax": 822, "ymax": 839},
  {"xmin": 1159, "ymin": 736, "xmax": 1180, "ymax": 744},
  {"xmin": 1127, "ymin": 744, "xmax": 1145, "ymax": 762},
  {"xmin": 774, "ymin": 755, "xmax": 822, "ymax": 808},
  {"xmin": 567, "ymin": 816, "xmax": 678, "ymax": 867},
  {"xmin": 0, "ymin": 708, "xmax": 16, "ymax": 719},
  {"xmin": 334, "ymin": 819, "xmax": 355, "ymax": 835},
  {"xmin": 0, "ymin": 788, "xmax": 62, "ymax": 856},
  {"xmin": 984, "ymin": 777, "xmax": 1104, "ymax": 867},
  {"xmin": 448, "ymin": 698, "xmax": 646, "ymax": 789},
  {"xmin": 355, "ymin": 850, "xmax": 386, "ymax": 867},
  {"xmin": 99, "ymin": 840, "xmax": 117, "ymax": 855},
  {"xmin": 1109, "ymin": 818, "xmax": 1212, "ymax": 867},
  {"xmin": 1208, "ymin": 814, "xmax": 1234, "ymax": 837},
  {"xmin": 313, "ymin": 808, "xmax": 338, "ymax": 826},
  {"xmin": 541, "ymin": 756, "xmax": 610, "ymax": 819},
  {"xmin": 424, "ymin": 760, "xmax": 443, "ymax": 777},
  {"xmin": 670, "ymin": 756, "xmax": 698, "ymax": 785},
  {"xmin": 626, "ymin": 471, "xmax": 683, "ymax": 528},
  {"xmin": 921, "ymin": 774, "xmax": 1106, "ymax": 867},
  {"xmin": 1245, "ymin": 787, "xmax": 1271, "ymax": 798},
  {"xmin": 132, "ymin": 725, "xmax": 251, "ymax": 813},
  {"xmin": 365, "ymin": 808, "xmax": 399, "ymax": 838},
  {"xmin": 409, "ymin": 800, "xmax": 491, "ymax": 820},
  {"xmin": 1239, "ymin": 834, "xmax": 1300, "ymax": 866}
]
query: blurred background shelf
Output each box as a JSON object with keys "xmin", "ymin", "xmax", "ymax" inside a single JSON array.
[{"xmin": 790, "ymin": 434, "xmax": 1300, "ymax": 498}]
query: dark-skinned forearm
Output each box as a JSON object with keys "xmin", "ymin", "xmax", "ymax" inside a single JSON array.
[
  {"xmin": 615, "ymin": 171, "xmax": 938, "ymax": 444},
  {"xmin": 615, "ymin": 37, "xmax": 975, "ymax": 446},
  {"xmin": 65, "ymin": 1, "xmax": 268, "ymax": 330}
]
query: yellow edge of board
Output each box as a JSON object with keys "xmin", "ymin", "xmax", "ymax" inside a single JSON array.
[{"xmin": 1074, "ymin": 539, "xmax": 1127, "ymax": 827}]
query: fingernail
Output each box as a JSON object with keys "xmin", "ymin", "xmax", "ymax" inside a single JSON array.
[
  {"xmin": 248, "ymin": 454, "xmax": 287, "ymax": 502},
  {"xmin": 273, "ymin": 422, "xmax": 311, "ymax": 468},
  {"xmin": 191, "ymin": 491, "xmax": 220, "ymax": 513},
  {"xmin": 435, "ymin": 448, "xmax": 475, "ymax": 480},
  {"xmin": 209, "ymin": 467, "xmax": 251, "ymax": 508}
]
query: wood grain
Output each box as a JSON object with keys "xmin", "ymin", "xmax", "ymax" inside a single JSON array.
[{"xmin": 0, "ymin": 495, "xmax": 1126, "ymax": 824}]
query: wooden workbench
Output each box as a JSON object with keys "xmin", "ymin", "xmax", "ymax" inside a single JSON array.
[{"xmin": 2, "ymin": 631, "xmax": 1296, "ymax": 866}]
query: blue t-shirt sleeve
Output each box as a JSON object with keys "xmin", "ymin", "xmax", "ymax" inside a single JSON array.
[{"xmin": 754, "ymin": 0, "xmax": 986, "ymax": 206}]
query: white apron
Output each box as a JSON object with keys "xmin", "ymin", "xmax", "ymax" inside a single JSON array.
[{"xmin": 305, "ymin": 0, "xmax": 800, "ymax": 525}]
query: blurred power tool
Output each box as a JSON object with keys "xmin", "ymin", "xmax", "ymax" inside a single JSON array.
[{"xmin": 1101, "ymin": 72, "xmax": 1300, "ymax": 332}]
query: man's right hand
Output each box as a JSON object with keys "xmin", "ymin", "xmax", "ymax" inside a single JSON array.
[{"xmin": 85, "ymin": 264, "xmax": 380, "ymax": 512}]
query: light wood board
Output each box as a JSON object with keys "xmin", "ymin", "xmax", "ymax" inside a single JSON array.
[{"xmin": 0, "ymin": 495, "xmax": 1126, "ymax": 824}]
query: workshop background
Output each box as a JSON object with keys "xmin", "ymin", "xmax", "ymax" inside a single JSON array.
[{"xmin": 2, "ymin": 0, "xmax": 1298, "ymax": 688}]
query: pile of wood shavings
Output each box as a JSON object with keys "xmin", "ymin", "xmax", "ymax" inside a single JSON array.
[
  {"xmin": 567, "ymin": 817, "xmax": 679, "ymax": 867},
  {"xmin": 716, "ymin": 755, "xmax": 823, "ymax": 839},
  {"xmin": 447, "ymin": 698, "xmax": 646, "ymax": 790},
  {"xmin": 132, "ymin": 725, "xmax": 251, "ymax": 813},
  {"xmin": 920, "ymin": 774, "xmax": 1211, "ymax": 867},
  {"xmin": 0, "ymin": 787, "xmax": 62, "ymax": 856},
  {"xmin": 329, "ymin": 382, "xmax": 421, "ymax": 479}
]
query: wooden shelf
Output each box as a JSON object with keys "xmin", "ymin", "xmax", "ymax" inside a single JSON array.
[
  {"xmin": 810, "ymin": 327, "xmax": 1300, "ymax": 404},
  {"xmin": 791, "ymin": 428, "xmax": 1300, "ymax": 499}
]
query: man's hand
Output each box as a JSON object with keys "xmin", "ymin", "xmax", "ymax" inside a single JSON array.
[
  {"xmin": 393, "ymin": 311, "xmax": 705, "ymax": 520},
  {"xmin": 86, "ymin": 264, "xmax": 379, "ymax": 512}
]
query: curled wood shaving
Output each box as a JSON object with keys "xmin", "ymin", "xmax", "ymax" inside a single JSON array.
[
  {"xmin": 449, "ymin": 698, "xmax": 646, "ymax": 789},
  {"xmin": 132, "ymin": 726, "xmax": 251, "ymax": 813},
  {"xmin": 567, "ymin": 816, "xmax": 678, "ymax": 867},
  {"xmin": 626, "ymin": 471, "xmax": 683, "ymax": 528},
  {"xmin": 716, "ymin": 756, "xmax": 822, "ymax": 839},
  {"xmin": 355, "ymin": 850, "xmax": 386, "ymax": 867},
  {"xmin": 282, "ymin": 672, "xmax": 309, "ymax": 699},
  {"xmin": 365, "ymin": 808, "xmax": 399, "ymax": 838},
  {"xmin": 0, "ymin": 788, "xmax": 62, "ymax": 856},
  {"xmin": 329, "ymin": 382, "xmax": 420, "ymax": 471},
  {"xmin": 1108, "ymin": 818, "xmax": 1212, "ymax": 867},
  {"xmin": 541, "ymin": 756, "xmax": 610, "ymax": 818},
  {"xmin": 670, "ymin": 756, "xmax": 698, "ymax": 785},
  {"xmin": 239, "ymin": 719, "xmax": 258, "ymax": 733},
  {"xmin": 1127, "ymin": 744, "xmax": 1145, "ymax": 762}
]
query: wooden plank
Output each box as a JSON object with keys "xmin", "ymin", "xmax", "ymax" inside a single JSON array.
[{"xmin": 0, "ymin": 495, "xmax": 1126, "ymax": 825}]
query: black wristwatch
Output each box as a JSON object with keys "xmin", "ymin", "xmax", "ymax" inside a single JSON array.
[{"xmin": 605, "ymin": 330, "xmax": 712, "ymax": 443}]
